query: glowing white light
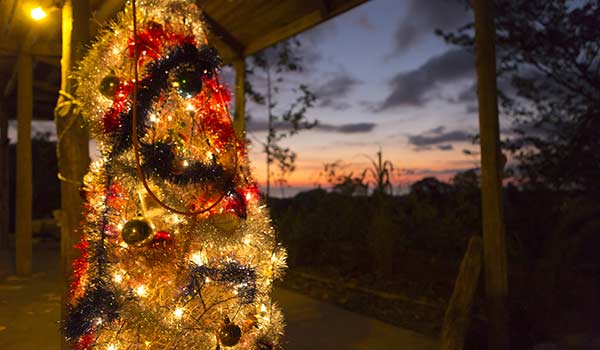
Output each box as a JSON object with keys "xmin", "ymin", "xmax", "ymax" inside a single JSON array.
[
  {"xmin": 106, "ymin": 344, "xmax": 117, "ymax": 350},
  {"xmin": 260, "ymin": 304, "xmax": 267, "ymax": 313},
  {"xmin": 30, "ymin": 7, "xmax": 47, "ymax": 21},
  {"xmin": 113, "ymin": 273, "xmax": 123, "ymax": 283},
  {"xmin": 182, "ymin": 160, "xmax": 189, "ymax": 167},
  {"xmin": 170, "ymin": 215, "xmax": 182, "ymax": 224},
  {"xmin": 190, "ymin": 251, "xmax": 206, "ymax": 266},
  {"xmin": 149, "ymin": 113, "xmax": 158, "ymax": 123},
  {"xmin": 205, "ymin": 276, "xmax": 211, "ymax": 283},
  {"xmin": 135, "ymin": 285, "xmax": 147, "ymax": 297},
  {"xmin": 116, "ymin": 223, "xmax": 124, "ymax": 230},
  {"xmin": 242, "ymin": 237, "xmax": 251, "ymax": 245},
  {"xmin": 167, "ymin": 115, "xmax": 173, "ymax": 121},
  {"xmin": 186, "ymin": 103, "xmax": 195, "ymax": 111},
  {"xmin": 95, "ymin": 317, "xmax": 104, "ymax": 325},
  {"xmin": 173, "ymin": 307, "xmax": 184, "ymax": 319}
]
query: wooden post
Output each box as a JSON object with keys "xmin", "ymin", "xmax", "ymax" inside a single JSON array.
[
  {"xmin": 233, "ymin": 58, "xmax": 246, "ymax": 138},
  {"xmin": 56, "ymin": 0, "xmax": 90, "ymax": 348},
  {"xmin": 441, "ymin": 236, "xmax": 483, "ymax": 350},
  {"xmin": 473, "ymin": 1, "xmax": 509, "ymax": 349},
  {"xmin": 16, "ymin": 53, "xmax": 33, "ymax": 276},
  {"xmin": 0, "ymin": 100, "xmax": 9, "ymax": 250}
]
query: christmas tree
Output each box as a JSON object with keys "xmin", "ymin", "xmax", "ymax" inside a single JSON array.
[{"xmin": 63, "ymin": 1, "xmax": 286, "ymax": 349}]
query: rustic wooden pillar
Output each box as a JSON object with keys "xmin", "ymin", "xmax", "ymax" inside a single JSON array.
[
  {"xmin": 233, "ymin": 58, "xmax": 246, "ymax": 138},
  {"xmin": 16, "ymin": 53, "xmax": 33, "ymax": 276},
  {"xmin": 441, "ymin": 236, "xmax": 483, "ymax": 350},
  {"xmin": 473, "ymin": 1, "xmax": 509, "ymax": 349},
  {"xmin": 0, "ymin": 100, "xmax": 9, "ymax": 250},
  {"xmin": 56, "ymin": 0, "xmax": 90, "ymax": 348}
]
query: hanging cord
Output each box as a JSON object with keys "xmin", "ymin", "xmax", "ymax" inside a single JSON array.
[
  {"xmin": 130, "ymin": 0, "xmax": 238, "ymax": 216},
  {"xmin": 54, "ymin": 90, "xmax": 84, "ymax": 186}
]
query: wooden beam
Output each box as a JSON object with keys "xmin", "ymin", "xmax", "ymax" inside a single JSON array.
[
  {"xmin": 16, "ymin": 52, "xmax": 33, "ymax": 276},
  {"xmin": 244, "ymin": 9, "xmax": 322, "ymax": 56},
  {"xmin": 0, "ymin": 99, "xmax": 9, "ymax": 250},
  {"xmin": 244, "ymin": 0, "xmax": 369, "ymax": 56},
  {"xmin": 473, "ymin": 1, "xmax": 509, "ymax": 349},
  {"xmin": 202, "ymin": 12, "xmax": 244, "ymax": 58},
  {"xmin": 441, "ymin": 236, "xmax": 483, "ymax": 350},
  {"xmin": 57, "ymin": 0, "xmax": 91, "ymax": 348},
  {"xmin": 316, "ymin": 0, "xmax": 331, "ymax": 18},
  {"xmin": 233, "ymin": 58, "xmax": 246, "ymax": 138}
]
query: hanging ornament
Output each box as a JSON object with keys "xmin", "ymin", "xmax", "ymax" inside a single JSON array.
[
  {"xmin": 121, "ymin": 218, "xmax": 153, "ymax": 245},
  {"xmin": 174, "ymin": 68, "xmax": 203, "ymax": 98},
  {"xmin": 150, "ymin": 230, "xmax": 174, "ymax": 248},
  {"xmin": 218, "ymin": 319, "xmax": 242, "ymax": 347},
  {"xmin": 99, "ymin": 74, "xmax": 121, "ymax": 98}
]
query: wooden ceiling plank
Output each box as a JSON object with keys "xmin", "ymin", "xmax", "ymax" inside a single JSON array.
[
  {"xmin": 244, "ymin": 0, "xmax": 369, "ymax": 56},
  {"xmin": 244, "ymin": 9, "xmax": 322, "ymax": 56},
  {"xmin": 202, "ymin": 12, "xmax": 244, "ymax": 58}
]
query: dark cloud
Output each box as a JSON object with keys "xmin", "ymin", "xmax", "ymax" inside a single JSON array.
[
  {"xmin": 456, "ymin": 82, "xmax": 477, "ymax": 103},
  {"xmin": 465, "ymin": 104, "xmax": 478, "ymax": 114},
  {"xmin": 246, "ymin": 119, "xmax": 376, "ymax": 134},
  {"xmin": 313, "ymin": 72, "xmax": 361, "ymax": 110},
  {"xmin": 437, "ymin": 144, "xmax": 454, "ymax": 151},
  {"xmin": 320, "ymin": 122, "xmax": 377, "ymax": 133},
  {"xmin": 379, "ymin": 49, "xmax": 475, "ymax": 110},
  {"xmin": 391, "ymin": 0, "xmax": 470, "ymax": 54},
  {"xmin": 407, "ymin": 126, "xmax": 472, "ymax": 150}
]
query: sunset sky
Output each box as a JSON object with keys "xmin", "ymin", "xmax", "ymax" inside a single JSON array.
[
  {"xmin": 8, "ymin": 0, "xmax": 499, "ymax": 197},
  {"xmin": 242, "ymin": 0, "xmax": 487, "ymax": 195}
]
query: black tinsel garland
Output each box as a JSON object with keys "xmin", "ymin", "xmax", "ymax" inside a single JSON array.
[
  {"xmin": 182, "ymin": 261, "xmax": 257, "ymax": 304},
  {"xmin": 139, "ymin": 141, "xmax": 233, "ymax": 186},
  {"xmin": 111, "ymin": 43, "xmax": 221, "ymax": 155},
  {"xmin": 63, "ymin": 279, "xmax": 121, "ymax": 341}
]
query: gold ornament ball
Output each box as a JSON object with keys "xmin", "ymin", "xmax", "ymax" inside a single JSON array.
[
  {"xmin": 218, "ymin": 322, "xmax": 242, "ymax": 347},
  {"xmin": 121, "ymin": 218, "xmax": 153, "ymax": 245},
  {"xmin": 99, "ymin": 74, "xmax": 121, "ymax": 98}
]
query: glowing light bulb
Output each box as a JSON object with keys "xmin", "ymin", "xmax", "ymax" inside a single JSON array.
[
  {"xmin": 30, "ymin": 7, "xmax": 47, "ymax": 21},
  {"xmin": 182, "ymin": 159, "xmax": 189, "ymax": 167},
  {"xmin": 186, "ymin": 103, "xmax": 195, "ymax": 111},
  {"xmin": 260, "ymin": 304, "xmax": 267, "ymax": 313},
  {"xmin": 135, "ymin": 285, "xmax": 147, "ymax": 297},
  {"xmin": 149, "ymin": 113, "xmax": 158, "ymax": 123},
  {"xmin": 113, "ymin": 273, "xmax": 123, "ymax": 283},
  {"xmin": 190, "ymin": 251, "xmax": 206, "ymax": 266},
  {"xmin": 173, "ymin": 307, "xmax": 184, "ymax": 319},
  {"xmin": 106, "ymin": 344, "xmax": 117, "ymax": 350}
]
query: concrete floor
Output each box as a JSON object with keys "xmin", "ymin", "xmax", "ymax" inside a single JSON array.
[{"xmin": 0, "ymin": 243, "xmax": 438, "ymax": 350}]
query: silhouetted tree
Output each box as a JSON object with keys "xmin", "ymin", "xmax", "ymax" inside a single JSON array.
[
  {"xmin": 441, "ymin": 0, "xmax": 600, "ymax": 195},
  {"xmin": 246, "ymin": 40, "xmax": 317, "ymax": 197}
]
